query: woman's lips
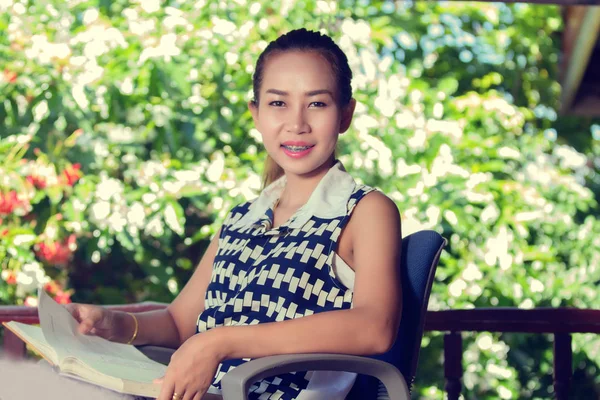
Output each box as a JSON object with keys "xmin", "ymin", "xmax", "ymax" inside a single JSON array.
[{"xmin": 281, "ymin": 143, "xmax": 315, "ymax": 158}]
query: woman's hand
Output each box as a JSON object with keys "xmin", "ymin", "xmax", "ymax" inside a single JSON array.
[
  {"xmin": 155, "ymin": 331, "xmax": 223, "ymax": 400},
  {"xmin": 64, "ymin": 303, "xmax": 123, "ymax": 342}
]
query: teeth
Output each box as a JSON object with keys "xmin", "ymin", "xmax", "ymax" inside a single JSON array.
[{"xmin": 283, "ymin": 145, "xmax": 312, "ymax": 151}]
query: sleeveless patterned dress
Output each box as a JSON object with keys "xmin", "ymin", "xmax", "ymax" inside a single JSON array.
[{"xmin": 197, "ymin": 161, "xmax": 375, "ymax": 400}]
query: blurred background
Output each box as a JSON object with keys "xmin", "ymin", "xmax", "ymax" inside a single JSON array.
[{"xmin": 1, "ymin": 0, "xmax": 600, "ymax": 398}]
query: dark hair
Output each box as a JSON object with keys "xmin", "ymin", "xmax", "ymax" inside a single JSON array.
[
  {"xmin": 253, "ymin": 29, "xmax": 353, "ymax": 186},
  {"xmin": 252, "ymin": 28, "xmax": 353, "ymax": 107}
]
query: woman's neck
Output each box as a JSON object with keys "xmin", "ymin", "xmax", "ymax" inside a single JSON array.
[{"xmin": 278, "ymin": 159, "xmax": 335, "ymax": 209}]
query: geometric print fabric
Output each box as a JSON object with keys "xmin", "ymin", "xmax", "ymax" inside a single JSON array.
[{"xmin": 197, "ymin": 185, "xmax": 375, "ymax": 400}]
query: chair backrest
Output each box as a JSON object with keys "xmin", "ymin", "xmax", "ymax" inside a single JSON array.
[{"xmin": 348, "ymin": 229, "xmax": 446, "ymax": 399}]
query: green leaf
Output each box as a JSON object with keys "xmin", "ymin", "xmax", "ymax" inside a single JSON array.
[
  {"xmin": 116, "ymin": 230, "xmax": 136, "ymax": 251},
  {"xmin": 438, "ymin": 77, "xmax": 459, "ymax": 95},
  {"xmin": 46, "ymin": 186, "xmax": 64, "ymax": 205}
]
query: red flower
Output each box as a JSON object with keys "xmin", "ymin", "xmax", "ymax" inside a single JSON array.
[
  {"xmin": 44, "ymin": 281, "xmax": 60, "ymax": 294},
  {"xmin": 36, "ymin": 234, "xmax": 77, "ymax": 267},
  {"xmin": 3, "ymin": 69, "xmax": 17, "ymax": 84},
  {"xmin": 26, "ymin": 174, "xmax": 48, "ymax": 189},
  {"xmin": 43, "ymin": 280, "xmax": 72, "ymax": 303},
  {"xmin": 2, "ymin": 271, "xmax": 17, "ymax": 285},
  {"xmin": 6, "ymin": 274, "xmax": 17, "ymax": 285},
  {"xmin": 0, "ymin": 191, "xmax": 26, "ymax": 215},
  {"xmin": 54, "ymin": 290, "xmax": 72, "ymax": 304},
  {"xmin": 62, "ymin": 163, "xmax": 82, "ymax": 186}
]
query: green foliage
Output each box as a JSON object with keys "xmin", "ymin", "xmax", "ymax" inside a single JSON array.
[{"xmin": 1, "ymin": 0, "xmax": 599, "ymax": 398}]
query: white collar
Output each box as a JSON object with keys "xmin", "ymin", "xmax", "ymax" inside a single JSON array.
[{"xmin": 230, "ymin": 161, "xmax": 357, "ymax": 230}]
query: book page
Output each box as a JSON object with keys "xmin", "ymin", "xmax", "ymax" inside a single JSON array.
[
  {"xmin": 2, "ymin": 321, "xmax": 58, "ymax": 365},
  {"xmin": 37, "ymin": 289, "xmax": 167, "ymax": 383}
]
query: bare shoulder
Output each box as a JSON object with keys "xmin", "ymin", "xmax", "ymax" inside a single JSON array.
[
  {"xmin": 337, "ymin": 189, "xmax": 402, "ymax": 265},
  {"xmin": 337, "ymin": 190, "xmax": 402, "ymax": 275},
  {"xmin": 351, "ymin": 190, "xmax": 401, "ymax": 226},
  {"xmin": 346, "ymin": 189, "xmax": 402, "ymax": 246}
]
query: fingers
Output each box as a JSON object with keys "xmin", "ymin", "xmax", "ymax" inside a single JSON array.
[
  {"xmin": 64, "ymin": 303, "xmax": 80, "ymax": 320},
  {"xmin": 65, "ymin": 304, "xmax": 90, "ymax": 334},
  {"xmin": 157, "ymin": 373, "xmax": 175, "ymax": 400},
  {"xmin": 161, "ymin": 387, "xmax": 203, "ymax": 400},
  {"xmin": 158, "ymin": 350, "xmax": 211, "ymax": 400},
  {"xmin": 156, "ymin": 377, "xmax": 205, "ymax": 400},
  {"xmin": 65, "ymin": 303, "xmax": 99, "ymax": 335},
  {"xmin": 78, "ymin": 318, "xmax": 95, "ymax": 334},
  {"xmin": 182, "ymin": 388, "xmax": 206, "ymax": 400}
]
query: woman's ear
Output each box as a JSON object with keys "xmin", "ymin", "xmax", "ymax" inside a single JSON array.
[
  {"xmin": 248, "ymin": 100, "xmax": 259, "ymax": 124},
  {"xmin": 339, "ymin": 98, "xmax": 356, "ymax": 134}
]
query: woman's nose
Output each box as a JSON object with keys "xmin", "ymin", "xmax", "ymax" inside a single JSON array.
[{"xmin": 285, "ymin": 108, "xmax": 310, "ymax": 134}]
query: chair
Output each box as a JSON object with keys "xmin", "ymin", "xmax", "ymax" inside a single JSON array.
[{"xmin": 140, "ymin": 230, "xmax": 446, "ymax": 400}]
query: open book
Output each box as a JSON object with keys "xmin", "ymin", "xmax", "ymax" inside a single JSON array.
[{"xmin": 2, "ymin": 289, "xmax": 167, "ymax": 398}]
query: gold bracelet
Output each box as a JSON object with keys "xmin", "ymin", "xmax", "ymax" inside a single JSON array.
[{"xmin": 126, "ymin": 312, "xmax": 138, "ymax": 345}]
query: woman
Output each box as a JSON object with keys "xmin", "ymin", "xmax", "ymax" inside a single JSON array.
[{"xmin": 67, "ymin": 28, "xmax": 403, "ymax": 400}]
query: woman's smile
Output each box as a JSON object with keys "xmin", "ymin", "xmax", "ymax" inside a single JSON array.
[{"xmin": 281, "ymin": 141, "xmax": 316, "ymax": 158}]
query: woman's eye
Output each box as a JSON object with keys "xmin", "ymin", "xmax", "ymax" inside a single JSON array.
[
  {"xmin": 269, "ymin": 101, "xmax": 285, "ymax": 107},
  {"xmin": 309, "ymin": 102, "xmax": 326, "ymax": 108}
]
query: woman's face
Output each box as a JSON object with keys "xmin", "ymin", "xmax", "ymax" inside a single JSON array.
[{"xmin": 249, "ymin": 51, "xmax": 355, "ymax": 179}]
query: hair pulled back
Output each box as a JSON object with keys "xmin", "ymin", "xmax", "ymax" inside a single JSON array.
[{"xmin": 252, "ymin": 29, "xmax": 353, "ymax": 187}]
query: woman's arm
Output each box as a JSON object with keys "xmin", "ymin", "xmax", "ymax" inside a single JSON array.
[
  {"xmin": 154, "ymin": 192, "xmax": 402, "ymax": 400},
  {"xmin": 120, "ymin": 229, "xmax": 221, "ymax": 348},
  {"xmin": 209, "ymin": 192, "xmax": 402, "ymax": 359}
]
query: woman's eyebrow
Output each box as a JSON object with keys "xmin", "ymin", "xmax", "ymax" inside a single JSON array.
[
  {"xmin": 305, "ymin": 89, "xmax": 333, "ymax": 97},
  {"xmin": 265, "ymin": 89, "xmax": 287, "ymax": 96},
  {"xmin": 264, "ymin": 89, "xmax": 333, "ymax": 97}
]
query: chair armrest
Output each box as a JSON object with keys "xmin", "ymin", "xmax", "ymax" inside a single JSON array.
[{"xmin": 221, "ymin": 353, "xmax": 410, "ymax": 400}]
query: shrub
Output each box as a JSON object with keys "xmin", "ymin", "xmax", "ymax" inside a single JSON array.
[{"xmin": 1, "ymin": 1, "xmax": 599, "ymax": 398}]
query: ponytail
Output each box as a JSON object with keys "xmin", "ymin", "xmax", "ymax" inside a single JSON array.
[{"xmin": 262, "ymin": 155, "xmax": 284, "ymax": 188}]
